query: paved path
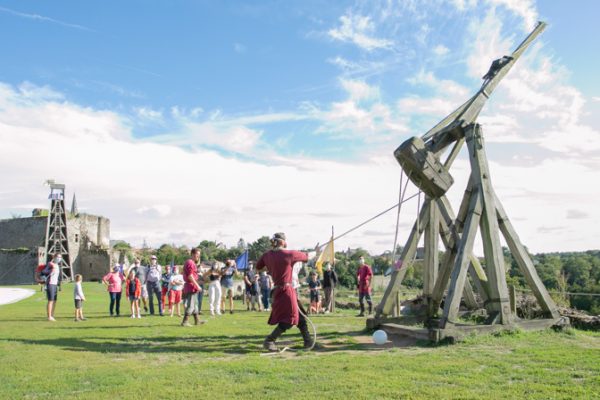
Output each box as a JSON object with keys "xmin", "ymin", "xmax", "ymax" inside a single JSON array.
[{"xmin": 0, "ymin": 288, "xmax": 35, "ymax": 306}]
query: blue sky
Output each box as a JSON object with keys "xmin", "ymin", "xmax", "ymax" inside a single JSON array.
[{"xmin": 0, "ymin": 0, "xmax": 599, "ymax": 253}]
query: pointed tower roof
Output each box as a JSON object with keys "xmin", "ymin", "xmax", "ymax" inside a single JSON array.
[{"xmin": 70, "ymin": 193, "xmax": 78, "ymax": 215}]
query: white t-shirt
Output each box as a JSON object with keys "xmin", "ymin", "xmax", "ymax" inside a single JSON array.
[
  {"xmin": 292, "ymin": 262, "xmax": 302, "ymax": 289},
  {"xmin": 74, "ymin": 281, "xmax": 84, "ymax": 300},
  {"xmin": 48, "ymin": 262, "xmax": 60, "ymax": 285},
  {"xmin": 169, "ymin": 274, "xmax": 184, "ymax": 291}
]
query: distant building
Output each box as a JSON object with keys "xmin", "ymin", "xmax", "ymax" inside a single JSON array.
[{"xmin": 0, "ymin": 210, "xmax": 120, "ymax": 284}]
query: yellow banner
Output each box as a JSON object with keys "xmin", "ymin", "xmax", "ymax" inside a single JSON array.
[{"xmin": 315, "ymin": 237, "xmax": 334, "ymax": 275}]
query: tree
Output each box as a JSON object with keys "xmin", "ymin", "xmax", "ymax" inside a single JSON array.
[{"xmin": 249, "ymin": 236, "xmax": 271, "ymax": 261}]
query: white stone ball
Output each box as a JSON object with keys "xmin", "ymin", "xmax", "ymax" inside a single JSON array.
[{"xmin": 372, "ymin": 329, "xmax": 388, "ymax": 345}]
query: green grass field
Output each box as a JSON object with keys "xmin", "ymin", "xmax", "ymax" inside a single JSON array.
[{"xmin": 1, "ymin": 283, "xmax": 599, "ymax": 399}]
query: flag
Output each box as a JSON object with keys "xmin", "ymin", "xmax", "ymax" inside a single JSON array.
[
  {"xmin": 235, "ymin": 250, "xmax": 249, "ymax": 271},
  {"xmin": 315, "ymin": 237, "xmax": 334, "ymax": 275}
]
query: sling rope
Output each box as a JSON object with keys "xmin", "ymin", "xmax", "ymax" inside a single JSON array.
[
  {"xmin": 316, "ymin": 191, "xmax": 421, "ymax": 251},
  {"xmin": 390, "ymin": 171, "xmax": 410, "ymax": 264}
]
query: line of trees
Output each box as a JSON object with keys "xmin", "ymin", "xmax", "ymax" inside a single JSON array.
[{"xmin": 112, "ymin": 239, "xmax": 599, "ymax": 314}]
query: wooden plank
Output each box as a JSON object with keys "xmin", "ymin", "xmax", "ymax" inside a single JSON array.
[
  {"xmin": 423, "ymin": 198, "xmax": 439, "ymax": 298},
  {"xmin": 509, "ymin": 285, "xmax": 517, "ymax": 314},
  {"xmin": 463, "ymin": 279, "xmax": 479, "ymax": 309},
  {"xmin": 469, "ymin": 262, "xmax": 490, "ymax": 303},
  {"xmin": 377, "ymin": 200, "xmax": 431, "ymax": 317},
  {"xmin": 466, "ymin": 124, "xmax": 512, "ymax": 324},
  {"xmin": 494, "ymin": 192, "xmax": 559, "ymax": 318},
  {"xmin": 443, "ymin": 137, "xmax": 465, "ymax": 170},
  {"xmin": 380, "ymin": 323, "xmax": 431, "ymax": 341},
  {"xmin": 441, "ymin": 188, "xmax": 482, "ymax": 327},
  {"xmin": 429, "ymin": 197, "xmax": 461, "ymax": 317}
]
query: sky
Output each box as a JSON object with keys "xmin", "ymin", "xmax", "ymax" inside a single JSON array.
[{"xmin": 0, "ymin": 0, "xmax": 599, "ymax": 255}]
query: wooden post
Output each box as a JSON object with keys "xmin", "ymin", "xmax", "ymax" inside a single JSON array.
[
  {"xmin": 441, "ymin": 188, "xmax": 482, "ymax": 327},
  {"xmin": 377, "ymin": 200, "xmax": 431, "ymax": 317},
  {"xmin": 494, "ymin": 193, "xmax": 559, "ymax": 318},
  {"xmin": 423, "ymin": 198, "xmax": 439, "ymax": 300},
  {"xmin": 466, "ymin": 124, "xmax": 512, "ymax": 324},
  {"xmin": 509, "ymin": 285, "xmax": 517, "ymax": 315}
]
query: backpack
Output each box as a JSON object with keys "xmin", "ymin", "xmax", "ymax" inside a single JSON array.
[
  {"xmin": 147, "ymin": 266, "xmax": 161, "ymax": 282},
  {"xmin": 41, "ymin": 263, "xmax": 53, "ymax": 280}
]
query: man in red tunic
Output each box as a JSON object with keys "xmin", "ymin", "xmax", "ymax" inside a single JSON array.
[
  {"xmin": 181, "ymin": 248, "xmax": 203, "ymax": 326},
  {"xmin": 256, "ymin": 232, "xmax": 313, "ymax": 352},
  {"xmin": 356, "ymin": 256, "xmax": 373, "ymax": 316}
]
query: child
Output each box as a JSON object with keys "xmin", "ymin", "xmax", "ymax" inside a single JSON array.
[
  {"xmin": 73, "ymin": 274, "xmax": 86, "ymax": 321},
  {"xmin": 161, "ymin": 265, "xmax": 172, "ymax": 310},
  {"xmin": 250, "ymin": 273, "xmax": 261, "ymax": 311},
  {"xmin": 126, "ymin": 269, "xmax": 142, "ymax": 318},
  {"xmin": 168, "ymin": 266, "xmax": 184, "ymax": 317},
  {"xmin": 308, "ymin": 272, "xmax": 322, "ymax": 314}
]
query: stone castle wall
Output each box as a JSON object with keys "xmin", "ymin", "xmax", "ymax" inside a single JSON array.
[
  {"xmin": 0, "ymin": 213, "xmax": 112, "ymax": 284},
  {"xmin": 0, "ymin": 248, "xmax": 44, "ymax": 285},
  {"xmin": 0, "ymin": 217, "xmax": 47, "ymax": 249}
]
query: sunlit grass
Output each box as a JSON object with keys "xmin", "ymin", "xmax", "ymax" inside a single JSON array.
[{"xmin": 0, "ymin": 283, "xmax": 598, "ymax": 399}]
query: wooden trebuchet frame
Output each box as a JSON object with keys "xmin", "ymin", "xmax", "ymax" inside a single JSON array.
[{"xmin": 369, "ymin": 22, "xmax": 564, "ymax": 342}]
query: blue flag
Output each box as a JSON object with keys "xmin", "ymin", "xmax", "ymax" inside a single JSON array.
[{"xmin": 235, "ymin": 250, "xmax": 249, "ymax": 271}]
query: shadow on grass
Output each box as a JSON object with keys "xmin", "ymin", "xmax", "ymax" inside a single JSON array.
[{"xmin": 4, "ymin": 330, "xmax": 421, "ymax": 355}]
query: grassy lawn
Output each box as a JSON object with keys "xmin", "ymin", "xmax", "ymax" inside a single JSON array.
[{"xmin": 1, "ymin": 283, "xmax": 599, "ymax": 399}]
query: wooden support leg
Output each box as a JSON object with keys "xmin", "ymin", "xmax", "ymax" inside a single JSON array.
[
  {"xmin": 423, "ymin": 198, "xmax": 439, "ymax": 301},
  {"xmin": 441, "ymin": 188, "xmax": 482, "ymax": 327},
  {"xmin": 494, "ymin": 193, "xmax": 559, "ymax": 318},
  {"xmin": 469, "ymin": 258, "xmax": 490, "ymax": 303},
  {"xmin": 463, "ymin": 279, "xmax": 478, "ymax": 309},
  {"xmin": 376, "ymin": 199, "xmax": 431, "ymax": 317},
  {"xmin": 466, "ymin": 124, "xmax": 512, "ymax": 324},
  {"xmin": 427, "ymin": 190, "xmax": 470, "ymax": 317}
]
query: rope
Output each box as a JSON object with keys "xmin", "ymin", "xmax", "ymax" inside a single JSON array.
[
  {"xmin": 260, "ymin": 303, "xmax": 318, "ymax": 356},
  {"xmin": 316, "ymin": 192, "xmax": 421, "ymax": 251},
  {"xmin": 390, "ymin": 171, "xmax": 411, "ymax": 264}
]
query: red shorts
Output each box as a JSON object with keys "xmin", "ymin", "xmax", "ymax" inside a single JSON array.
[{"xmin": 169, "ymin": 290, "xmax": 182, "ymax": 304}]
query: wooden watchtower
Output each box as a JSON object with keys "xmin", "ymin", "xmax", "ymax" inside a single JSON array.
[{"xmin": 369, "ymin": 22, "xmax": 566, "ymax": 342}]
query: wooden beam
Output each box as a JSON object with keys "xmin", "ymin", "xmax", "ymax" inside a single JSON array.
[
  {"xmin": 494, "ymin": 192, "xmax": 559, "ymax": 318},
  {"xmin": 463, "ymin": 279, "xmax": 479, "ymax": 309},
  {"xmin": 377, "ymin": 199, "xmax": 431, "ymax": 317},
  {"xmin": 466, "ymin": 124, "xmax": 512, "ymax": 324},
  {"xmin": 469, "ymin": 259, "xmax": 490, "ymax": 303},
  {"xmin": 441, "ymin": 187, "xmax": 482, "ymax": 327},
  {"xmin": 423, "ymin": 198, "xmax": 439, "ymax": 298}
]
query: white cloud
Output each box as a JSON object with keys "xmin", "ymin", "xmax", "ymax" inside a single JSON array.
[
  {"xmin": 0, "ymin": 82, "xmax": 408, "ymax": 253},
  {"xmin": 136, "ymin": 205, "xmax": 172, "ymax": 218},
  {"xmin": 311, "ymin": 79, "xmax": 408, "ymax": 142},
  {"xmin": 340, "ymin": 78, "xmax": 380, "ymax": 101},
  {"xmin": 134, "ymin": 107, "xmax": 163, "ymax": 122},
  {"xmin": 397, "ymin": 70, "xmax": 470, "ymax": 117},
  {"xmin": 433, "ymin": 44, "xmax": 449, "ymax": 56},
  {"xmin": 487, "ymin": 0, "xmax": 538, "ymax": 31},
  {"xmin": 0, "ymin": 5, "xmax": 96, "ymax": 32},
  {"xmin": 328, "ymin": 13, "xmax": 393, "ymax": 51}
]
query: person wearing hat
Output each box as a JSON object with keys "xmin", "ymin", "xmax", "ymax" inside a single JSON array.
[
  {"xmin": 102, "ymin": 264, "xmax": 125, "ymax": 317},
  {"xmin": 146, "ymin": 255, "xmax": 164, "ymax": 316},
  {"xmin": 256, "ymin": 232, "xmax": 314, "ymax": 352}
]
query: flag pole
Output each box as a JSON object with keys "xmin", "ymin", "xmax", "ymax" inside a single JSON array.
[{"xmin": 331, "ymin": 225, "xmax": 335, "ymax": 270}]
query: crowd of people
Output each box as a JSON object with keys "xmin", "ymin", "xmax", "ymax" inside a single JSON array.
[{"xmin": 38, "ymin": 234, "xmax": 375, "ymax": 352}]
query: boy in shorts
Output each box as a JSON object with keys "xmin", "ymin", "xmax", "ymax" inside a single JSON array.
[{"xmin": 73, "ymin": 274, "xmax": 86, "ymax": 321}]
